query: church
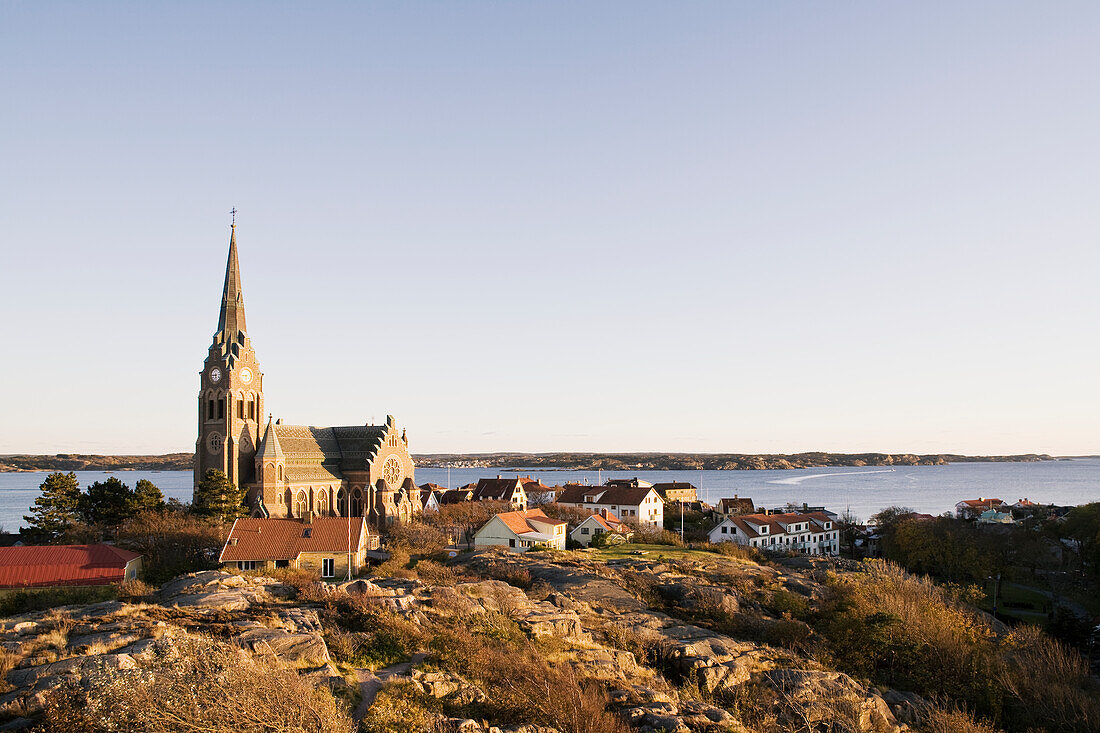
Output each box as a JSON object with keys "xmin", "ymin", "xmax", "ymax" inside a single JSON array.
[{"xmin": 194, "ymin": 222, "xmax": 419, "ymax": 528}]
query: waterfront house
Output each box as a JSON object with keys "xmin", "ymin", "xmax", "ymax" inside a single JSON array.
[
  {"xmin": 438, "ymin": 488, "xmax": 474, "ymax": 505},
  {"xmin": 570, "ymin": 510, "xmax": 632, "ymax": 547},
  {"xmin": 955, "ymin": 498, "xmax": 1006, "ymax": 520},
  {"xmin": 0, "ymin": 545, "xmax": 142, "ymax": 588},
  {"xmin": 471, "ymin": 477, "xmax": 528, "ymax": 509},
  {"xmin": 219, "ymin": 516, "xmax": 378, "ymax": 579},
  {"xmin": 652, "ymin": 482, "xmax": 698, "ymax": 503},
  {"xmin": 716, "ymin": 496, "xmax": 755, "ymax": 517},
  {"xmin": 556, "ymin": 484, "xmax": 664, "ymax": 527},
  {"xmin": 708, "ymin": 512, "xmax": 839, "ymax": 556},
  {"xmin": 977, "ymin": 509, "xmax": 1015, "ymax": 525},
  {"xmin": 473, "ymin": 508, "xmax": 567, "ymax": 552}
]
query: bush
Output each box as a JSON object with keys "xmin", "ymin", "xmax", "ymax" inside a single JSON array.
[
  {"xmin": 115, "ymin": 579, "xmax": 155, "ymax": 602},
  {"xmin": 115, "ymin": 511, "xmax": 230, "ymax": 585},
  {"xmin": 39, "ymin": 634, "xmax": 352, "ymax": 732},
  {"xmin": 630, "ymin": 525, "xmax": 685, "ymax": 546},
  {"xmin": 0, "ymin": 585, "xmax": 116, "ymax": 617}
]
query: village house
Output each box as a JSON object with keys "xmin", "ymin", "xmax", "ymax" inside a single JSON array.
[
  {"xmin": 556, "ymin": 484, "xmax": 664, "ymax": 527},
  {"xmin": 0, "ymin": 545, "xmax": 142, "ymax": 588},
  {"xmin": 570, "ymin": 510, "xmax": 632, "ymax": 547},
  {"xmin": 219, "ymin": 516, "xmax": 378, "ymax": 579},
  {"xmin": 651, "ymin": 482, "xmax": 698, "ymax": 503},
  {"xmin": 438, "ymin": 487, "xmax": 474, "ymax": 505},
  {"xmin": 977, "ymin": 509, "xmax": 1015, "ymax": 525},
  {"xmin": 955, "ymin": 497, "xmax": 1007, "ymax": 520},
  {"xmin": 708, "ymin": 512, "xmax": 840, "ymax": 556},
  {"xmin": 471, "ymin": 477, "xmax": 528, "ymax": 509},
  {"xmin": 417, "ymin": 483, "xmax": 447, "ymax": 513},
  {"xmin": 716, "ymin": 496, "xmax": 755, "ymax": 517},
  {"xmin": 473, "ymin": 508, "xmax": 567, "ymax": 552}
]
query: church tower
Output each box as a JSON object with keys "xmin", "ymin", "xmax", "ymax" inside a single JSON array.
[{"xmin": 194, "ymin": 223, "xmax": 264, "ymax": 493}]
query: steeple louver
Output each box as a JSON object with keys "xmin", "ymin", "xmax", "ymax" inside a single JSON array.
[{"xmin": 215, "ymin": 225, "xmax": 247, "ymax": 365}]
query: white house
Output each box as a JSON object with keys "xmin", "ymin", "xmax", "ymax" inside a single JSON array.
[
  {"xmin": 570, "ymin": 510, "xmax": 632, "ymax": 547},
  {"xmin": 473, "ymin": 508, "xmax": 567, "ymax": 553},
  {"xmin": 709, "ymin": 512, "xmax": 839, "ymax": 556},
  {"xmin": 472, "ymin": 477, "xmax": 528, "ymax": 510},
  {"xmin": 955, "ymin": 498, "xmax": 1006, "ymax": 519},
  {"xmin": 555, "ymin": 484, "xmax": 664, "ymax": 527}
]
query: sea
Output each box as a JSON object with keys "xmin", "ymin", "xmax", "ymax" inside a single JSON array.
[{"xmin": 3, "ymin": 458, "xmax": 1099, "ymax": 531}]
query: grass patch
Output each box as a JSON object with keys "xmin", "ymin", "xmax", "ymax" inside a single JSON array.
[{"xmin": 589, "ymin": 543, "xmax": 728, "ymax": 562}]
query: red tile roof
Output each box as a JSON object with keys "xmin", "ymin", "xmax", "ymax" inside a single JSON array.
[
  {"xmin": 220, "ymin": 518, "xmax": 365, "ymax": 563},
  {"xmin": 0, "ymin": 544, "xmax": 141, "ymax": 588},
  {"xmin": 494, "ymin": 508, "xmax": 566, "ymax": 537},
  {"xmin": 958, "ymin": 498, "xmax": 1005, "ymax": 508}
]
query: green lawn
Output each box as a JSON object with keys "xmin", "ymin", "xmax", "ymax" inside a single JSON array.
[{"xmin": 586, "ymin": 542, "xmax": 731, "ymax": 562}]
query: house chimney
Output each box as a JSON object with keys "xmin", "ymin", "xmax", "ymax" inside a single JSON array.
[{"xmin": 497, "ymin": 474, "xmax": 501, "ymax": 479}]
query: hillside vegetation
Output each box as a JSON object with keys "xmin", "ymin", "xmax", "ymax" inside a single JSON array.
[{"xmin": 1, "ymin": 541, "xmax": 1095, "ymax": 733}]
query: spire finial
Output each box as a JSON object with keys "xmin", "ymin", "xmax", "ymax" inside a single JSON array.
[{"xmin": 230, "ymin": 207, "xmax": 237, "ymax": 226}]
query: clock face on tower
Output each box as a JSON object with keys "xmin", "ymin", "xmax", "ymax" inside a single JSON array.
[
  {"xmin": 240, "ymin": 368, "xmax": 254, "ymax": 384},
  {"xmin": 209, "ymin": 367, "xmax": 222, "ymax": 384},
  {"xmin": 382, "ymin": 456, "xmax": 403, "ymax": 488}
]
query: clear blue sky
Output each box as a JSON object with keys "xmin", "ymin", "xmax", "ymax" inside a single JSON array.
[{"xmin": 2, "ymin": 2, "xmax": 1098, "ymax": 456}]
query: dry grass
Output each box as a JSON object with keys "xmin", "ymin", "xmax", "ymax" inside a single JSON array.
[
  {"xmin": 921, "ymin": 707, "xmax": 1002, "ymax": 733},
  {"xmin": 39, "ymin": 634, "xmax": 352, "ymax": 732},
  {"xmin": 996, "ymin": 625, "xmax": 1100, "ymax": 731},
  {"xmin": 0, "ymin": 646, "xmax": 22, "ymax": 693}
]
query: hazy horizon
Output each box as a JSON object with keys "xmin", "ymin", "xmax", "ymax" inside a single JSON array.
[{"xmin": 3, "ymin": 3, "xmax": 1098, "ymax": 456}]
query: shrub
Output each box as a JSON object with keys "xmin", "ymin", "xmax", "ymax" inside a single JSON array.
[
  {"xmin": 115, "ymin": 511, "xmax": 230, "ymax": 585},
  {"xmin": 39, "ymin": 634, "xmax": 352, "ymax": 732},
  {"xmin": 361, "ymin": 680, "xmax": 445, "ymax": 733},
  {"xmin": 631, "ymin": 525, "xmax": 685, "ymax": 546},
  {"xmin": 414, "ymin": 559, "xmax": 460, "ymax": 586},
  {"xmin": 0, "ymin": 585, "xmax": 116, "ymax": 617},
  {"xmin": 486, "ymin": 565, "xmax": 532, "ymax": 590},
  {"xmin": 116, "ymin": 579, "xmax": 155, "ymax": 602},
  {"xmin": 996, "ymin": 625, "xmax": 1100, "ymax": 731}
]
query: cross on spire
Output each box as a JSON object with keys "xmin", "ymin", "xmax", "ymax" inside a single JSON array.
[{"xmin": 230, "ymin": 207, "xmax": 237, "ymax": 226}]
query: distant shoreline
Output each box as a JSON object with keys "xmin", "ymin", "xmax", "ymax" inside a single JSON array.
[{"xmin": 0, "ymin": 451, "xmax": 1057, "ymax": 473}]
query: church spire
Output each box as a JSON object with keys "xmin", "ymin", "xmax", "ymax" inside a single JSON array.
[{"xmin": 216, "ymin": 221, "xmax": 247, "ymax": 342}]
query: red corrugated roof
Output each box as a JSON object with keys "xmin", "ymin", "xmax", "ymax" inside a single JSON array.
[
  {"xmin": 0, "ymin": 544, "xmax": 141, "ymax": 588},
  {"xmin": 220, "ymin": 517, "xmax": 365, "ymax": 563}
]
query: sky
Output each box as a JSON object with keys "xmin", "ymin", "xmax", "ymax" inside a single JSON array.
[{"xmin": 1, "ymin": 2, "xmax": 1098, "ymax": 456}]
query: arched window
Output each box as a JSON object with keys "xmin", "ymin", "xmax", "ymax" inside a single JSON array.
[
  {"xmin": 294, "ymin": 491, "xmax": 307, "ymax": 517},
  {"xmin": 337, "ymin": 488, "xmax": 347, "ymax": 517},
  {"xmin": 351, "ymin": 489, "xmax": 363, "ymax": 517},
  {"xmin": 316, "ymin": 491, "xmax": 328, "ymax": 516},
  {"xmin": 277, "ymin": 465, "xmax": 283, "ymax": 482}
]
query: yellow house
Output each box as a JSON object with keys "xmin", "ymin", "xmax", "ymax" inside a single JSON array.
[{"xmin": 219, "ymin": 516, "xmax": 378, "ymax": 580}]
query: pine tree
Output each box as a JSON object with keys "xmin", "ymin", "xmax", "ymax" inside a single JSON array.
[
  {"xmin": 132, "ymin": 479, "xmax": 166, "ymax": 514},
  {"xmin": 22, "ymin": 472, "xmax": 81, "ymax": 543},
  {"xmin": 80, "ymin": 477, "xmax": 137, "ymax": 526},
  {"xmin": 192, "ymin": 469, "xmax": 246, "ymax": 522}
]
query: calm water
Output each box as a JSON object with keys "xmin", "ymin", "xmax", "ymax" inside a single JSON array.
[{"xmin": 3, "ymin": 459, "xmax": 1099, "ymax": 530}]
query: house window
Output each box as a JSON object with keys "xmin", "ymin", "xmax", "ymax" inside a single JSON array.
[
  {"xmin": 238, "ymin": 561, "xmax": 258, "ymax": 571},
  {"xmin": 322, "ymin": 558, "xmax": 335, "ymax": 578},
  {"xmin": 509, "ymin": 539, "xmax": 516, "ymax": 548},
  {"xmin": 275, "ymin": 560, "xmax": 289, "ymax": 568},
  {"xmin": 581, "ymin": 527, "xmax": 590, "ymax": 534},
  {"xmin": 721, "ymin": 526, "xmax": 728, "ymax": 534}
]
